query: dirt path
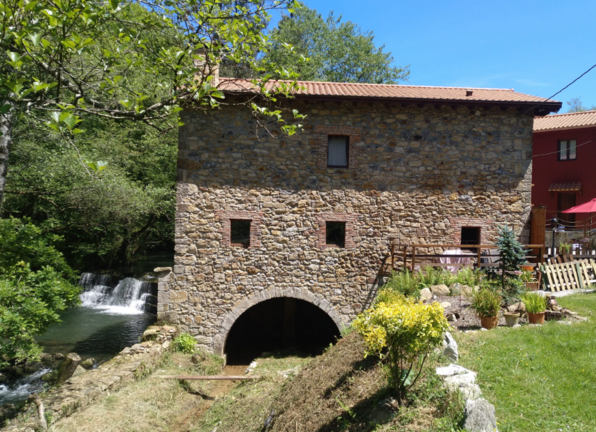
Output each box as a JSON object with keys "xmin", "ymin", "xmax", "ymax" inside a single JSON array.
[{"xmin": 169, "ymin": 365, "xmax": 247, "ymax": 432}]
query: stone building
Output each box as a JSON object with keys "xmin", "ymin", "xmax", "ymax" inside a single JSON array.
[{"xmin": 159, "ymin": 79, "xmax": 560, "ymax": 357}]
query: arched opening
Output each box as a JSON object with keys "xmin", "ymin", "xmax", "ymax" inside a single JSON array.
[{"xmin": 224, "ymin": 298, "xmax": 341, "ymax": 365}]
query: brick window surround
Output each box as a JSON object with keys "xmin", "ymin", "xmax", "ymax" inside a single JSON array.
[
  {"xmin": 449, "ymin": 217, "xmax": 494, "ymax": 244},
  {"xmin": 316, "ymin": 213, "xmax": 358, "ymax": 249},
  {"xmin": 217, "ymin": 210, "xmax": 263, "ymax": 248},
  {"xmin": 315, "ymin": 125, "xmax": 362, "ymax": 169}
]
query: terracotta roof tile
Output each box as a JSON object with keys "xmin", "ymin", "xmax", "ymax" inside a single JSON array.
[
  {"xmin": 549, "ymin": 182, "xmax": 582, "ymax": 192},
  {"xmin": 534, "ymin": 110, "xmax": 596, "ymax": 132},
  {"xmin": 218, "ymin": 78, "xmax": 561, "ymax": 112}
]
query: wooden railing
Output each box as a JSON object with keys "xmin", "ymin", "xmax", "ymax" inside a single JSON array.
[{"xmin": 388, "ymin": 243, "xmax": 546, "ymax": 273}]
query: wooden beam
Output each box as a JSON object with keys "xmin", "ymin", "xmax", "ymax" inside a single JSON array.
[{"xmin": 156, "ymin": 375, "xmax": 260, "ymax": 380}]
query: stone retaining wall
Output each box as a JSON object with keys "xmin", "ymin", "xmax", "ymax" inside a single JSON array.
[
  {"xmin": 3, "ymin": 326, "xmax": 178, "ymax": 432},
  {"xmin": 167, "ymin": 100, "xmax": 534, "ymax": 353}
]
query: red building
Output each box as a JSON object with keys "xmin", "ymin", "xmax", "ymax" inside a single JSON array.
[{"xmin": 533, "ymin": 111, "xmax": 596, "ymax": 229}]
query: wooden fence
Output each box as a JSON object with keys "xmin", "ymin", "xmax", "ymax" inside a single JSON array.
[
  {"xmin": 388, "ymin": 243, "xmax": 546, "ymax": 274},
  {"xmin": 540, "ymin": 259, "xmax": 596, "ymax": 292}
]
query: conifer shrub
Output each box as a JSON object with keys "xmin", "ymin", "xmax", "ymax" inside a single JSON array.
[
  {"xmin": 353, "ymin": 295, "xmax": 449, "ymax": 404},
  {"xmin": 486, "ymin": 225, "xmax": 528, "ymax": 305}
]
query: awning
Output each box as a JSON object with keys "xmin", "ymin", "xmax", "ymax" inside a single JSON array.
[{"xmin": 549, "ymin": 182, "xmax": 582, "ymax": 192}]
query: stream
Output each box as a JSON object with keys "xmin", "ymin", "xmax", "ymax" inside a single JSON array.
[{"xmin": 0, "ymin": 272, "xmax": 159, "ymax": 407}]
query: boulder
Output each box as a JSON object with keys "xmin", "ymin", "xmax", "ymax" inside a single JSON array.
[
  {"xmin": 464, "ymin": 398, "xmax": 498, "ymax": 432},
  {"xmin": 56, "ymin": 352, "xmax": 81, "ymax": 384},
  {"xmin": 461, "ymin": 285, "xmax": 476, "ymax": 298},
  {"xmin": 442, "ymin": 332, "xmax": 459, "ymax": 362},
  {"xmin": 507, "ymin": 302, "xmax": 525, "ymax": 313},
  {"xmin": 54, "ymin": 353, "xmax": 64, "ymax": 360},
  {"xmin": 459, "ymin": 383, "xmax": 482, "ymax": 400},
  {"xmin": 72, "ymin": 365, "xmax": 86, "ymax": 377},
  {"xmin": 430, "ymin": 284, "xmax": 450, "ymax": 296},
  {"xmin": 81, "ymin": 358, "xmax": 95, "ymax": 369},
  {"xmin": 419, "ymin": 288, "xmax": 433, "ymax": 301},
  {"xmin": 441, "ymin": 301, "xmax": 451, "ymax": 308},
  {"xmin": 39, "ymin": 353, "xmax": 54, "ymax": 365}
]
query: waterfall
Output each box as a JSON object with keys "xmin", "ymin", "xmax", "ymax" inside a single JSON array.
[{"xmin": 79, "ymin": 273, "xmax": 155, "ymax": 315}]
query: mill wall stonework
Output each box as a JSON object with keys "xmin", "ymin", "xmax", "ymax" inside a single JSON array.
[{"xmin": 161, "ymin": 99, "xmax": 534, "ymax": 353}]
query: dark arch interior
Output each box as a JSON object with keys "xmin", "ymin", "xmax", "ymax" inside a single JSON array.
[{"xmin": 224, "ymin": 298, "xmax": 341, "ymax": 365}]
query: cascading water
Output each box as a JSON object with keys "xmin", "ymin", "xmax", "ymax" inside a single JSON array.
[
  {"xmin": 0, "ymin": 273, "xmax": 158, "ymax": 408},
  {"xmin": 79, "ymin": 273, "xmax": 154, "ymax": 315},
  {"xmin": 0, "ymin": 368, "xmax": 51, "ymax": 406}
]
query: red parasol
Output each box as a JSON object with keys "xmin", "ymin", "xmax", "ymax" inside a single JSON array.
[{"xmin": 562, "ymin": 198, "xmax": 596, "ymax": 213}]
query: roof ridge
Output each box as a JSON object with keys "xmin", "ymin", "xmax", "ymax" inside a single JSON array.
[
  {"xmin": 536, "ymin": 109, "xmax": 596, "ymax": 118},
  {"xmin": 218, "ymin": 77, "xmax": 514, "ymax": 91}
]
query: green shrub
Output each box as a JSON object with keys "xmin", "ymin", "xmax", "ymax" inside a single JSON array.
[
  {"xmin": 418, "ymin": 265, "xmax": 454, "ymax": 288},
  {"xmin": 173, "ymin": 333, "xmax": 197, "ymax": 354},
  {"xmin": 381, "ymin": 270, "xmax": 420, "ymax": 299},
  {"xmin": 470, "ymin": 288, "xmax": 502, "ymax": 318},
  {"xmin": 0, "ymin": 218, "xmax": 80, "ymax": 367},
  {"xmin": 354, "ymin": 296, "xmax": 449, "ymax": 405},
  {"xmin": 454, "ymin": 267, "xmax": 483, "ymax": 287},
  {"xmin": 521, "ymin": 292, "xmax": 547, "ymax": 314}
]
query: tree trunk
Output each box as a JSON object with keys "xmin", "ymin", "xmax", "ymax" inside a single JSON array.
[
  {"xmin": 56, "ymin": 352, "xmax": 81, "ymax": 383},
  {"xmin": 0, "ymin": 108, "xmax": 15, "ymax": 214}
]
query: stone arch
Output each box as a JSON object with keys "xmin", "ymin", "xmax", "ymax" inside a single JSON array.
[{"xmin": 213, "ymin": 288, "xmax": 345, "ymax": 355}]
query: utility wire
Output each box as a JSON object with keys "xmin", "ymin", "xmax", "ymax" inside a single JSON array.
[
  {"xmin": 532, "ymin": 139, "xmax": 593, "ymax": 158},
  {"xmin": 525, "ymin": 62, "xmax": 596, "ymax": 114}
]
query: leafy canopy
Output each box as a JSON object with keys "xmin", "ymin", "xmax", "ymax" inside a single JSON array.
[
  {"xmin": 267, "ymin": 3, "xmax": 409, "ymax": 83},
  {"xmin": 0, "ymin": 218, "xmax": 80, "ymax": 367}
]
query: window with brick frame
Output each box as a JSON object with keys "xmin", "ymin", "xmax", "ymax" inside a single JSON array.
[
  {"xmin": 326, "ymin": 221, "xmax": 346, "ymax": 248},
  {"xmin": 217, "ymin": 211, "xmax": 263, "ymax": 249},
  {"xmin": 327, "ymin": 135, "xmax": 349, "ymax": 168},
  {"xmin": 230, "ymin": 219, "xmax": 251, "ymax": 248},
  {"xmin": 558, "ymin": 139, "xmax": 577, "ymax": 161}
]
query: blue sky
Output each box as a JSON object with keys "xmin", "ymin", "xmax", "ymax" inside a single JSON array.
[{"xmin": 274, "ymin": 0, "xmax": 596, "ymax": 112}]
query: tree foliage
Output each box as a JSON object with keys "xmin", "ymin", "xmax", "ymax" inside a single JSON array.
[
  {"xmin": 267, "ymin": 3, "xmax": 409, "ymax": 83},
  {"xmin": 0, "ymin": 0, "xmax": 303, "ymax": 210},
  {"xmin": 0, "ymin": 218, "xmax": 80, "ymax": 367},
  {"xmin": 566, "ymin": 97, "xmax": 596, "ymax": 113},
  {"xmin": 4, "ymin": 115, "xmax": 176, "ymax": 268}
]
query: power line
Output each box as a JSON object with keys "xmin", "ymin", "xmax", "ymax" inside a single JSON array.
[
  {"xmin": 526, "ymin": 62, "xmax": 596, "ymax": 114},
  {"xmin": 532, "ymin": 139, "xmax": 593, "ymax": 158}
]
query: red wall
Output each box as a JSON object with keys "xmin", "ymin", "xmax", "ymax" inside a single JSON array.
[{"xmin": 532, "ymin": 125, "xmax": 596, "ymax": 224}]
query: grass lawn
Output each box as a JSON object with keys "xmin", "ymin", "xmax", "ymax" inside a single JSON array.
[{"xmin": 455, "ymin": 293, "xmax": 596, "ymax": 432}]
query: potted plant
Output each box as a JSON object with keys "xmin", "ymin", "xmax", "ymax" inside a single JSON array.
[
  {"xmin": 520, "ymin": 262, "xmax": 535, "ymax": 272},
  {"xmin": 520, "ymin": 270, "xmax": 539, "ymax": 291},
  {"xmin": 470, "ymin": 288, "xmax": 502, "ymax": 329},
  {"xmin": 521, "ymin": 292, "xmax": 548, "ymax": 324},
  {"xmin": 503, "ymin": 312, "xmax": 520, "ymax": 327}
]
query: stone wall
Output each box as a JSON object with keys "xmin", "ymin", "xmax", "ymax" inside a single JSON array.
[
  {"xmin": 164, "ymin": 99, "xmax": 534, "ymax": 353},
  {"xmin": 4, "ymin": 326, "xmax": 177, "ymax": 431}
]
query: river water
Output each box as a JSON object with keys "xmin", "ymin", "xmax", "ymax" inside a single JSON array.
[{"xmin": 0, "ymin": 273, "xmax": 157, "ymax": 406}]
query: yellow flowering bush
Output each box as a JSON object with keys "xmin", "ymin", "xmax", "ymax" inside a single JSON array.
[{"xmin": 353, "ymin": 294, "xmax": 449, "ymax": 403}]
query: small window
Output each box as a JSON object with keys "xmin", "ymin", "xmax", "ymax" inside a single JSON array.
[
  {"xmin": 327, "ymin": 135, "xmax": 348, "ymax": 168},
  {"xmin": 461, "ymin": 227, "xmax": 480, "ymax": 252},
  {"xmin": 326, "ymin": 221, "xmax": 346, "ymax": 247},
  {"xmin": 558, "ymin": 140, "xmax": 577, "ymax": 161},
  {"xmin": 230, "ymin": 219, "xmax": 251, "ymax": 247}
]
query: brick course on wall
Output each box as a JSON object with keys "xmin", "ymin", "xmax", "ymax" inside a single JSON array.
[{"xmin": 163, "ymin": 99, "xmax": 534, "ymax": 353}]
